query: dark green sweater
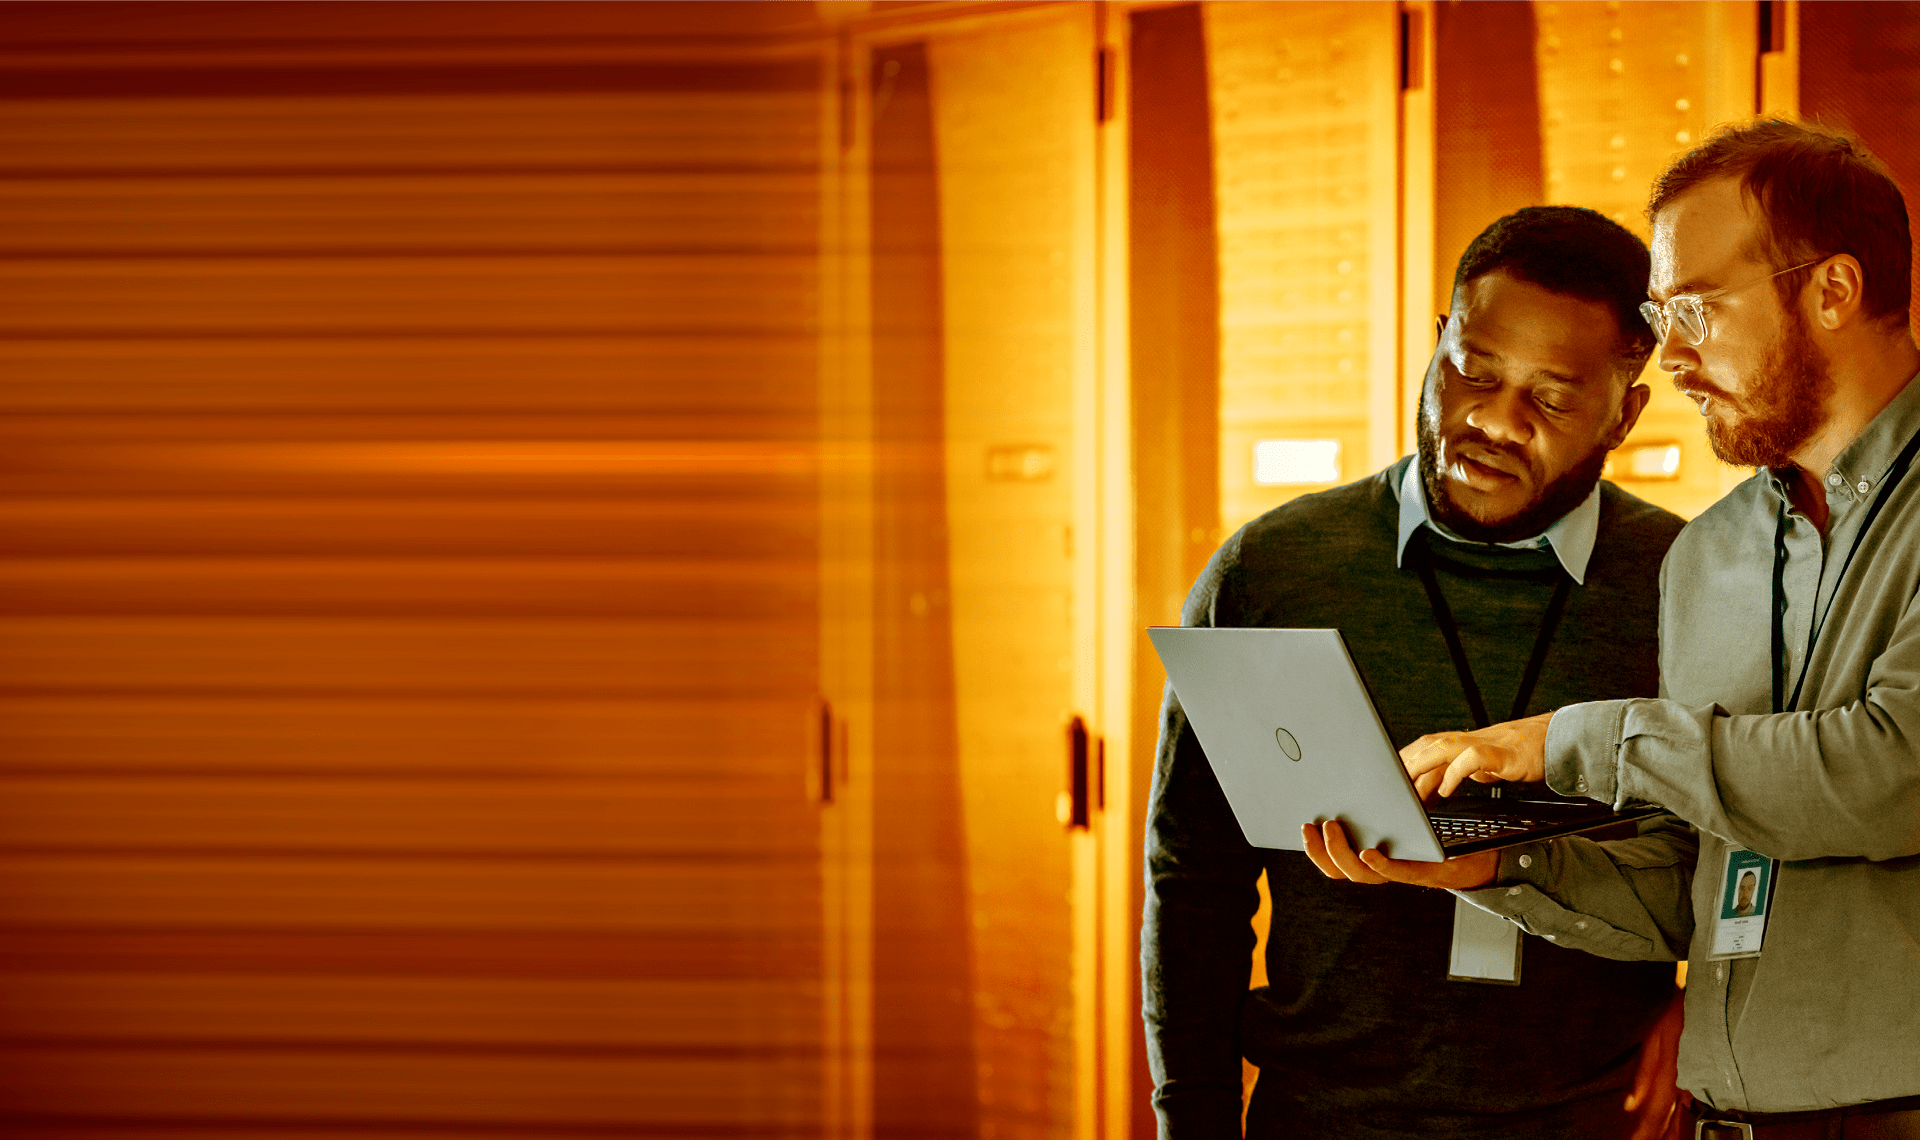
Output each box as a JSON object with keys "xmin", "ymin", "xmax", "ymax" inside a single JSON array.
[{"xmin": 1143, "ymin": 458, "xmax": 1686, "ymax": 1139}]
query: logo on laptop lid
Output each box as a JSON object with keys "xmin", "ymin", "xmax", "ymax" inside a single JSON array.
[{"xmin": 1274, "ymin": 727, "xmax": 1302, "ymax": 761}]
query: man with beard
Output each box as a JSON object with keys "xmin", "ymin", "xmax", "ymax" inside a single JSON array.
[
  {"xmin": 1309, "ymin": 124, "xmax": 1920, "ymax": 1134},
  {"xmin": 1143, "ymin": 206, "xmax": 1687, "ymax": 1139}
]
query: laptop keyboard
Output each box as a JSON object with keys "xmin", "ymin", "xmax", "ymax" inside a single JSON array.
[{"xmin": 1429, "ymin": 814, "xmax": 1559, "ymax": 844}]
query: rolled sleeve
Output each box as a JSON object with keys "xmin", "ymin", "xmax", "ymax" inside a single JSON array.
[{"xmin": 1544, "ymin": 699, "xmax": 1629, "ymax": 804}]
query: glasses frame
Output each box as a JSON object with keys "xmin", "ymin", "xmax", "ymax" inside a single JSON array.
[{"xmin": 1639, "ymin": 257, "xmax": 1828, "ymax": 347}]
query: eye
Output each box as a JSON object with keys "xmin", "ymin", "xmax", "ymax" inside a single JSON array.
[
  {"xmin": 1455, "ymin": 371, "xmax": 1495, "ymax": 389},
  {"xmin": 1534, "ymin": 390, "xmax": 1575, "ymax": 415}
]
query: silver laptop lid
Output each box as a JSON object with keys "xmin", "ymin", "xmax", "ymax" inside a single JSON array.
[{"xmin": 1149, "ymin": 626, "xmax": 1447, "ymax": 863}]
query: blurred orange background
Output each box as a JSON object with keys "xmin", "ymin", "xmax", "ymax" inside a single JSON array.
[{"xmin": 0, "ymin": 2, "xmax": 1913, "ymax": 1138}]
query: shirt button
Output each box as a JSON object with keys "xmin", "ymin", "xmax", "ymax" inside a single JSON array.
[
  {"xmin": 1507, "ymin": 886, "xmax": 1523, "ymax": 897},
  {"xmin": 1518, "ymin": 854, "xmax": 1533, "ymax": 869},
  {"xmin": 1827, "ymin": 472, "xmax": 1844, "ymax": 486},
  {"xmin": 1575, "ymin": 919, "xmax": 1589, "ymax": 930},
  {"xmin": 1575, "ymin": 778, "xmax": 1588, "ymax": 792},
  {"xmin": 1545, "ymin": 934, "xmax": 1558, "ymax": 941},
  {"xmin": 1716, "ymin": 963, "xmax": 1725, "ymax": 981},
  {"xmin": 1858, "ymin": 480, "xmax": 1872, "ymax": 494}
]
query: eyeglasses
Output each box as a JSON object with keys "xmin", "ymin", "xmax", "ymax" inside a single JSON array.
[{"xmin": 1638, "ymin": 258, "xmax": 1827, "ymax": 347}]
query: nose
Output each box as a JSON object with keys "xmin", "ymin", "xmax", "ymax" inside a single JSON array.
[
  {"xmin": 1655, "ymin": 325, "xmax": 1697, "ymax": 374},
  {"xmin": 1463, "ymin": 385, "xmax": 1533, "ymax": 445}
]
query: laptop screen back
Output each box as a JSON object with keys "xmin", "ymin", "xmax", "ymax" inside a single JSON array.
[{"xmin": 1149, "ymin": 626, "xmax": 1446, "ymax": 862}]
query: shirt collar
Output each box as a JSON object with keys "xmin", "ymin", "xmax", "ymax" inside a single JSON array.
[
  {"xmin": 1765, "ymin": 370, "xmax": 1920, "ymax": 513},
  {"xmin": 1394, "ymin": 458, "xmax": 1601, "ymax": 584}
]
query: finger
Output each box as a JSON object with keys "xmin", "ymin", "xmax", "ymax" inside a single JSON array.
[
  {"xmin": 1321, "ymin": 822, "xmax": 1390, "ymax": 884},
  {"xmin": 1356, "ymin": 847, "xmax": 1466, "ymax": 889},
  {"xmin": 1399, "ymin": 733, "xmax": 1459, "ymax": 778},
  {"xmin": 1360, "ymin": 846, "xmax": 1498, "ymax": 890},
  {"xmin": 1404, "ymin": 736, "xmax": 1468, "ymax": 800},
  {"xmin": 1355, "ymin": 847, "xmax": 1430, "ymax": 886},
  {"xmin": 1301, "ymin": 823, "xmax": 1343, "ymax": 879},
  {"xmin": 1439, "ymin": 748, "xmax": 1491, "ymax": 798},
  {"xmin": 1398, "ymin": 731, "xmax": 1443, "ymax": 758}
]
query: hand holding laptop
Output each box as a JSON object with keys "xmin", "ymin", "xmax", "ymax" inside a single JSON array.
[
  {"xmin": 1302, "ymin": 819, "xmax": 1498, "ymax": 889},
  {"xmin": 1401, "ymin": 712, "xmax": 1552, "ymax": 799},
  {"xmin": 1306, "ymin": 711, "xmax": 1554, "ymax": 888}
]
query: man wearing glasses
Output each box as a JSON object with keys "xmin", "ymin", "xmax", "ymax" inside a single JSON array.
[{"xmin": 1309, "ymin": 122, "xmax": 1920, "ymax": 1136}]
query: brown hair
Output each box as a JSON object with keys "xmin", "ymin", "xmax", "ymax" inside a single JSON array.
[{"xmin": 1647, "ymin": 119, "xmax": 1912, "ymax": 328}]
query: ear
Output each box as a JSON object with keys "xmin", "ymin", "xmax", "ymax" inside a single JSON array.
[
  {"xmin": 1811, "ymin": 253, "xmax": 1864, "ymax": 331},
  {"xmin": 1434, "ymin": 313, "xmax": 1449, "ymax": 345},
  {"xmin": 1604, "ymin": 379, "xmax": 1653, "ymax": 450},
  {"xmin": 1417, "ymin": 332, "xmax": 1449, "ymax": 418}
]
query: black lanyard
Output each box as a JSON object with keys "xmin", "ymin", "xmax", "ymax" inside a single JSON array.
[
  {"xmin": 1771, "ymin": 425, "xmax": 1920, "ymax": 713},
  {"xmin": 1409, "ymin": 533, "xmax": 1574, "ymax": 729}
]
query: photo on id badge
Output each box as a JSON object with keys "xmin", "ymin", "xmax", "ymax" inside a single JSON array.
[{"xmin": 1709, "ymin": 847, "xmax": 1775, "ymax": 960}]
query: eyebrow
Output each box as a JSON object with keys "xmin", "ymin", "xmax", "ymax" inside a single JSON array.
[{"xmin": 1458, "ymin": 345, "xmax": 1582, "ymax": 385}]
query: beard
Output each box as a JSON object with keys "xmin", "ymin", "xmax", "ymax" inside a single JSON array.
[
  {"xmin": 1687, "ymin": 302, "xmax": 1833, "ymax": 469},
  {"xmin": 1417, "ymin": 417, "xmax": 1610, "ymax": 545}
]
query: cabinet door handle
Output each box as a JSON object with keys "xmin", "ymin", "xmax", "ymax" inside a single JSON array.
[
  {"xmin": 1096, "ymin": 735, "xmax": 1106, "ymax": 812},
  {"xmin": 818, "ymin": 698, "xmax": 834, "ymax": 805},
  {"xmin": 1066, "ymin": 716, "xmax": 1090, "ymax": 830}
]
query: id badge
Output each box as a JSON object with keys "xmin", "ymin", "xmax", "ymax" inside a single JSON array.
[
  {"xmin": 1447, "ymin": 895, "xmax": 1521, "ymax": 985},
  {"xmin": 1706, "ymin": 846, "xmax": 1779, "ymax": 961}
]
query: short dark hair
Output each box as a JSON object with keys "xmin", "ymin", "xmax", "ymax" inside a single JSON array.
[
  {"xmin": 1648, "ymin": 119, "xmax": 1911, "ymax": 328},
  {"xmin": 1452, "ymin": 205, "xmax": 1657, "ymax": 373}
]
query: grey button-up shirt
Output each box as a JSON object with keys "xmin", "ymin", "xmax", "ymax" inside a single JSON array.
[{"xmin": 1459, "ymin": 372, "xmax": 1920, "ymax": 1114}]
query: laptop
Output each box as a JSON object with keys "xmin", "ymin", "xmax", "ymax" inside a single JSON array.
[{"xmin": 1148, "ymin": 626, "xmax": 1661, "ymax": 862}]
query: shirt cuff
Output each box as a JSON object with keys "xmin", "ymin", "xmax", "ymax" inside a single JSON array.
[
  {"xmin": 1449, "ymin": 841, "xmax": 1549, "ymax": 918},
  {"xmin": 1449, "ymin": 839, "xmax": 1658, "ymax": 959},
  {"xmin": 1544, "ymin": 700, "xmax": 1628, "ymax": 805}
]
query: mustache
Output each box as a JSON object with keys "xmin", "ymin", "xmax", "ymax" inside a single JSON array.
[
  {"xmin": 1446, "ymin": 430, "xmax": 1529, "ymax": 472},
  {"xmin": 1673, "ymin": 372, "xmax": 1739, "ymax": 405}
]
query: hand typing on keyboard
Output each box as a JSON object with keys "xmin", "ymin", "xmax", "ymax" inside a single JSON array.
[{"xmin": 1401, "ymin": 711, "xmax": 1554, "ymax": 800}]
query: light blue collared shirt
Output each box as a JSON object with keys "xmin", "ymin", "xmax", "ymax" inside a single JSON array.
[{"xmin": 1392, "ymin": 458, "xmax": 1600, "ymax": 584}]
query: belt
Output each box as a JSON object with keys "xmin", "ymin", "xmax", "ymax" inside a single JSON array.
[{"xmin": 1692, "ymin": 1093, "xmax": 1920, "ymax": 1139}]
